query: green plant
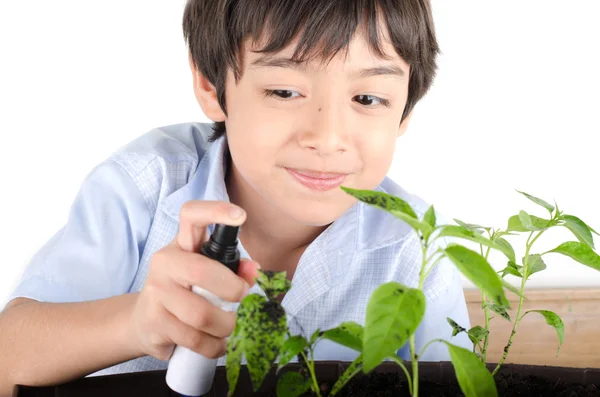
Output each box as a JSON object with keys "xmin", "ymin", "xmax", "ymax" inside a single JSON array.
[
  {"xmin": 226, "ymin": 186, "xmax": 516, "ymax": 397},
  {"xmin": 446, "ymin": 191, "xmax": 600, "ymax": 376}
]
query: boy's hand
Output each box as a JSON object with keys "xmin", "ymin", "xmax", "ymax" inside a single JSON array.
[{"xmin": 127, "ymin": 201, "xmax": 259, "ymax": 361}]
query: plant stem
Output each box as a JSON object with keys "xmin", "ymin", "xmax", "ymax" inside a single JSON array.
[
  {"xmin": 388, "ymin": 355, "xmax": 413, "ymax": 395},
  {"xmin": 410, "ymin": 336, "xmax": 419, "ymax": 397},
  {"xmin": 481, "ymin": 244, "xmax": 492, "ymax": 363},
  {"xmin": 410, "ymin": 238, "xmax": 430, "ymax": 397},
  {"xmin": 422, "ymin": 250, "xmax": 445, "ymax": 282},
  {"xmin": 481, "ymin": 299, "xmax": 490, "ymax": 362},
  {"xmin": 300, "ymin": 350, "xmax": 322, "ymax": 397},
  {"xmin": 418, "ymin": 339, "xmax": 438, "ymax": 359},
  {"xmin": 492, "ymin": 230, "xmax": 544, "ymax": 376}
]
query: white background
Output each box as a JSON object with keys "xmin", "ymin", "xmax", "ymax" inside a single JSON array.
[{"xmin": 1, "ymin": 1, "xmax": 599, "ymax": 306}]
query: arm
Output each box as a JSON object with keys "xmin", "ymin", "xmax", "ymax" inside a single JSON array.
[
  {"xmin": 0, "ymin": 159, "xmax": 152, "ymax": 395},
  {"xmin": 0, "ymin": 295, "xmax": 142, "ymax": 396}
]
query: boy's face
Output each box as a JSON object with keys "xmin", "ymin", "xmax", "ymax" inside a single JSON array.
[{"xmin": 193, "ymin": 28, "xmax": 411, "ymax": 227}]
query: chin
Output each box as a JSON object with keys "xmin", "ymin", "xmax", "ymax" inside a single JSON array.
[{"xmin": 284, "ymin": 199, "xmax": 353, "ymax": 227}]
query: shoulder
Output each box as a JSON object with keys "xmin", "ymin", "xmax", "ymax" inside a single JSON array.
[
  {"xmin": 357, "ymin": 177, "xmax": 449, "ymax": 249},
  {"xmin": 84, "ymin": 122, "xmax": 215, "ymax": 214},
  {"xmin": 356, "ymin": 177, "xmax": 460, "ymax": 301},
  {"xmin": 108, "ymin": 122, "xmax": 214, "ymax": 179}
]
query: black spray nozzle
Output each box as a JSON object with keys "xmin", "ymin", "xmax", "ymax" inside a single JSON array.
[
  {"xmin": 210, "ymin": 224, "xmax": 240, "ymax": 247},
  {"xmin": 200, "ymin": 224, "xmax": 241, "ymax": 273}
]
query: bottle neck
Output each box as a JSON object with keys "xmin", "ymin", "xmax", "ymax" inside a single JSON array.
[{"xmin": 202, "ymin": 240, "xmax": 239, "ymax": 262}]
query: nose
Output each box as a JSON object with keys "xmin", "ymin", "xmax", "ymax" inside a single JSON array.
[{"xmin": 298, "ymin": 102, "xmax": 348, "ymax": 156}]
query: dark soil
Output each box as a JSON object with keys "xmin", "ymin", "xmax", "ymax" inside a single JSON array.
[
  {"xmin": 14, "ymin": 363, "xmax": 600, "ymax": 397},
  {"xmin": 325, "ymin": 371, "xmax": 600, "ymax": 397}
]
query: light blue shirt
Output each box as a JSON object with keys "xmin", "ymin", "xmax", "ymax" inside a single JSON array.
[{"xmin": 5, "ymin": 122, "xmax": 471, "ymax": 376}]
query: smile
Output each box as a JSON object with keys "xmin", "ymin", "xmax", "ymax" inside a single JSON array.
[{"xmin": 285, "ymin": 168, "xmax": 348, "ymax": 192}]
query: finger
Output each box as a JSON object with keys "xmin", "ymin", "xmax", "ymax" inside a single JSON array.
[
  {"xmin": 163, "ymin": 308, "xmax": 227, "ymax": 359},
  {"xmin": 164, "ymin": 248, "xmax": 250, "ymax": 303},
  {"xmin": 237, "ymin": 259, "xmax": 261, "ymax": 287},
  {"xmin": 160, "ymin": 281, "xmax": 236, "ymax": 338},
  {"xmin": 176, "ymin": 200, "xmax": 246, "ymax": 252}
]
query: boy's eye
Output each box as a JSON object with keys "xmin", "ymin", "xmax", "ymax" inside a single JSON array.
[
  {"xmin": 353, "ymin": 94, "xmax": 390, "ymax": 108},
  {"xmin": 264, "ymin": 89, "xmax": 301, "ymax": 99}
]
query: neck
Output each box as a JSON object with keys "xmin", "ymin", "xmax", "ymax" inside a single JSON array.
[{"xmin": 225, "ymin": 154, "xmax": 328, "ymax": 274}]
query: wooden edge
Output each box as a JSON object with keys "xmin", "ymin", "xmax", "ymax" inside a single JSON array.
[
  {"xmin": 464, "ymin": 288, "xmax": 600, "ymax": 302},
  {"xmin": 462, "ymin": 287, "xmax": 600, "ymax": 368}
]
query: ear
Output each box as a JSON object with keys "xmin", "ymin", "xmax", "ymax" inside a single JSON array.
[
  {"xmin": 397, "ymin": 110, "xmax": 413, "ymax": 138},
  {"xmin": 189, "ymin": 54, "xmax": 226, "ymax": 122}
]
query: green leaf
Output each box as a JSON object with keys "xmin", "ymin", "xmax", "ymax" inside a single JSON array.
[
  {"xmin": 277, "ymin": 336, "xmax": 308, "ymax": 371},
  {"xmin": 341, "ymin": 187, "xmax": 431, "ymax": 236},
  {"xmin": 517, "ymin": 190, "xmax": 555, "ymax": 213},
  {"xmin": 438, "ymin": 226, "xmax": 504, "ymax": 254},
  {"xmin": 501, "ymin": 278, "xmax": 526, "ymax": 300},
  {"xmin": 524, "ymin": 254, "xmax": 547, "ymax": 279},
  {"xmin": 226, "ymin": 321, "xmax": 243, "ymax": 396},
  {"xmin": 226, "ymin": 294, "xmax": 287, "ymax": 393},
  {"xmin": 445, "ymin": 342, "xmax": 498, "ymax": 397},
  {"xmin": 310, "ymin": 328, "xmax": 321, "ymax": 345},
  {"xmin": 453, "ymin": 218, "xmax": 491, "ymax": 233},
  {"xmin": 585, "ymin": 219, "xmax": 600, "ymax": 236},
  {"xmin": 487, "ymin": 302, "xmax": 511, "ymax": 321},
  {"xmin": 507, "ymin": 214, "xmax": 554, "ymax": 232},
  {"xmin": 424, "ymin": 205, "xmax": 437, "ymax": 228},
  {"xmin": 546, "ymin": 241, "xmax": 600, "ymax": 272},
  {"xmin": 447, "ymin": 317, "xmax": 467, "ymax": 337},
  {"xmin": 519, "ymin": 210, "xmax": 534, "ymax": 230},
  {"xmin": 467, "ymin": 326, "xmax": 489, "ymax": 345},
  {"xmin": 341, "ymin": 186, "xmax": 417, "ymax": 218},
  {"xmin": 322, "ymin": 321, "xmax": 364, "ymax": 352},
  {"xmin": 331, "ymin": 354, "xmax": 363, "ymax": 395},
  {"xmin": 524, "ymin": 310, "xmax": 564, "ymax": 356},
  {"xmin": 494, "ymin": 237, "xmax": 516, "ymax": 263},
  {"xmin": 363, "ymin": 282, "xmax": 425, "ymax": 373},
  {"xmin": 256, "ymin": 270, "xmax": 292, "ymax": 301},
  {"xmin": 562, "ymin": 215, "xmax": 595, "ymax": 249},
  {"xmin": 276, "ymin": 371, "xmax": 312, "ymax": 397},
  {"xmin": 443, "ymin": 244, "xmax": 509, "ymax": 308},
  {"xmin": 422, "ymin": 205, "xmax": 437, "ymax": 240},
  {"xmin": 423, "ymin": 205, "xmax": 436, "ymax": 228},
  {"xmin": 500, "ymin": 261, "xmax": 523, "ymax": 279}
]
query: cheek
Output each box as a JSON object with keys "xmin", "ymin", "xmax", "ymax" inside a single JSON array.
[
  {"xmin": 357, "ymin": 130, "xmax": 397, "ymax": 182},
  {"xmin": 225, "ymin": 86, "xmax": 292, "ymax": 149}
]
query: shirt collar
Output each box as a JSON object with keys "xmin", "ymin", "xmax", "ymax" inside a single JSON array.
[
  {"xmin": 162, "ymin": 135, "xmax": 231, "ymax": 219},
  {"xmin": 160, "ymin": 134, "xmax": 410, "ymax": 315}
]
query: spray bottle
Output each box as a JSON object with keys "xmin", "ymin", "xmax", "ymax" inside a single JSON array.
[{"xmin": 166, "ymin": 223, "xmax": 241, "ymax": 396}]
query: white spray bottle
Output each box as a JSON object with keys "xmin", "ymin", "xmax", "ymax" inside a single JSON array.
[{"xmin": 166, "ymin": 224, "xmax": 240, "ymax": 396}]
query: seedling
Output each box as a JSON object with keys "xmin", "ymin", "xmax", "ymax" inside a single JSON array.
[
  {"xmin": 447, "ymin": 190, "xmax": 600, "ymax": 375},
  {"xmin": 225, "ymin": 187, "xmax": 515, "ymax": 397}
]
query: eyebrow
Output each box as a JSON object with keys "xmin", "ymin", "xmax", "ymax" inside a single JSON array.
[
  {"xmin": 250, "ymin": 56, "xmax": 308, "ymax": 71},
  {"xmin": 249, "ymin": 55, "xmax": 406, "ymax": 79}
]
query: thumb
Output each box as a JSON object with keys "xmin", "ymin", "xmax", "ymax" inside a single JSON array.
[{"xmin": 237, "ymin": 259, "xmax": 261, "ymax": 287}]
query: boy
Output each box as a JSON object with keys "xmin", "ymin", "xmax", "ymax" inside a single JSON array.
[{"xmin": 0, "ymin": 0, "xmax": 471, "ymax": 393}]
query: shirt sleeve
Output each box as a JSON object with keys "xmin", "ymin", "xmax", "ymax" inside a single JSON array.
[{"xmin": 3, "ymin": 159, "xmax": 153, "ymax": 308}]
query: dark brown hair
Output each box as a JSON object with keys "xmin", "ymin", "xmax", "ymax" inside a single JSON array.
[{"xmin": 183, "ymin": 0, "xmax": 440, "ymax": 141}]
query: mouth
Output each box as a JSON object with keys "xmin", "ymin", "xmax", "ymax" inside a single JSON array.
[{"xmin": 285, "ymin": 168, "xmax": 348, "ymax": 192}]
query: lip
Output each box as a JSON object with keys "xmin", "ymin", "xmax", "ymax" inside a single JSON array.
[{"xmin": 285, "ymin": 168, "xmax": 348, "ymax": 191}]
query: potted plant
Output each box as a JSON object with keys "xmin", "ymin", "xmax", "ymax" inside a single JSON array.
[{"xmin": 14, "ymin": 189, "xmax": 600, "ymax": 397}]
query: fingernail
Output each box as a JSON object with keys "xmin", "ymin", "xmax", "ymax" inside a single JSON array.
[
  {"xmin": 242, "ymin": 283, "xmax": 250, "ymax": 297},
  {"xmin": 229, "ymin": 206, "xmax": 245, "ymax": 219}
]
